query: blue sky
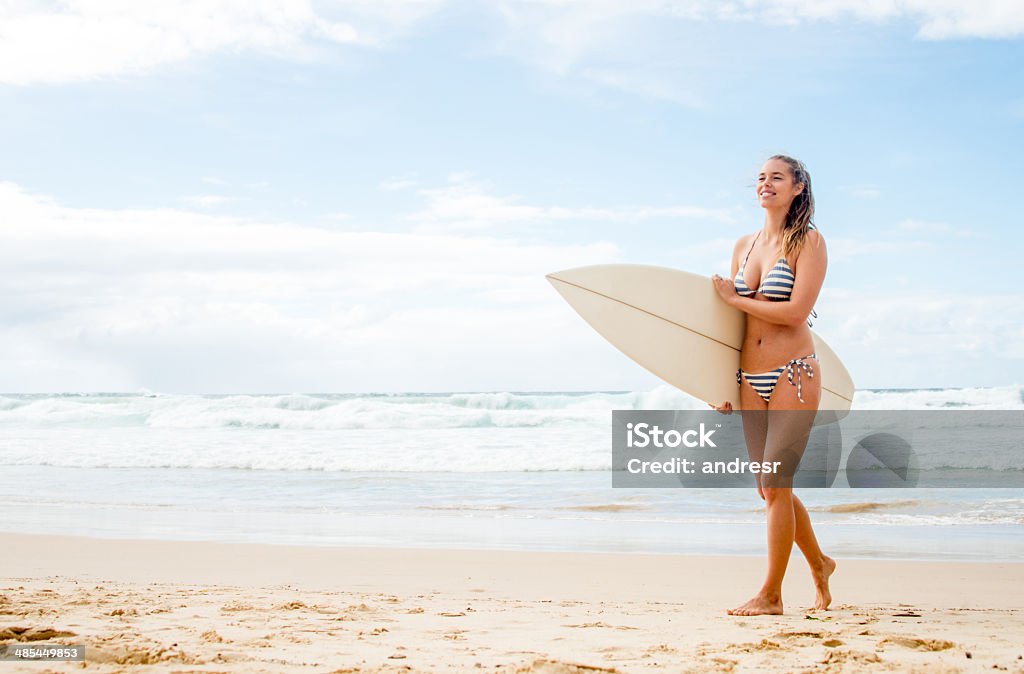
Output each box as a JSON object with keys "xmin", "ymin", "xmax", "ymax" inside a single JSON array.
[{"xmin": 0, "ymin": 1, "xmax": 1021, "ymax": 392}]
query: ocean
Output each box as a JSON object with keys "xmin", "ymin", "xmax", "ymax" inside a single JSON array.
[{"xmin": 1, "ymin": 385, "xmax": 1022, "ymax": 561}]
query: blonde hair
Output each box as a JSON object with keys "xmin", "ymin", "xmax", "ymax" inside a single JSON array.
[{"xmin": 767, "ymin": 154, "xmax": 815, "ymax": 261}]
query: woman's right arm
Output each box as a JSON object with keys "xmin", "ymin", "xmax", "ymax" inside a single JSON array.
[{"xmin": 707, "ymin": 235, "xmax": 746, "ymax": 415}]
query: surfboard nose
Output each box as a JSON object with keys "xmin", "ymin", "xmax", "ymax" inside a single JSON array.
[
  {"xmin": 545, "ymin": 267, "xmax": 585, "ymax": 283},
  {"xmin": 546, "ymin": 264, "xmax": 636, "ymax": 289},
  {"xmin": 545, "ymin": 266, "xmax": 591, "ymax": 292},
  {"xmin": 544, "ymin": 270, "xmax": 564, "ymax": 282}
]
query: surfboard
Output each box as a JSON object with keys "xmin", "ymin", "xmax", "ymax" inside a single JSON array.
[{"xmin": 546, "ymin": 264, "xmax": 855, "ymax": 411}]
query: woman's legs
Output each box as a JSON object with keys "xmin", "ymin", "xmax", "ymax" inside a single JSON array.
[{"xmin": 729, "ymin": 362, "xmax": 832, "ymax": 615}]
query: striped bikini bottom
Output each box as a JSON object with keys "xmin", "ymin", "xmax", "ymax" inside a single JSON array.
[{"xmin": 736, "ymin": 353, "xmax": 817, "ymax": 404}]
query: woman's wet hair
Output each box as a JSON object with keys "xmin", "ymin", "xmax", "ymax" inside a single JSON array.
[{"xmin": 767, "ymin": 154, "xmax": 815, "ymax": 260}]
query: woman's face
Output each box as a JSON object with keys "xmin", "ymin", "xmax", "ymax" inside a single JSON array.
[{"xmin": 757, "ymin": 159, "xmax": 803, "ymax": 208}]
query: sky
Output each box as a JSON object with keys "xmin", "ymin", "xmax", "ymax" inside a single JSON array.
[{"xmin": 0, "ymin": 0, "xmax": 1022, "ymax": 393}]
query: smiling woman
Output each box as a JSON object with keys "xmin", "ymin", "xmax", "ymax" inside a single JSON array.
[{"xmin": 709, "ymin": 155, "xmax": 834, "ymax": 617}]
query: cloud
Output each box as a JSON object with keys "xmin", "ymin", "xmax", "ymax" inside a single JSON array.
[
  {"xmin": 730, "ymin": 0, "xmax": 1024, "ymax": 39},
  {"xmin": 492, "ymin": 1, "xmax": 1024, "ymax": 44},
  {"xmin": 0, "ymin": 181, "xmax": 620, "ymax": 391},
  {"xmin": 484, "ymin": 0, "xmax": 1024, "ymax": 105},
  {"xmin": 3, "ymin": 1, "xmax": 1017, "ymax": 89},
  {"xmin": 819, "ymin": 287, "xmax": 1024, "ymax": 387},
  {"xmin": 181, "ymin": 194, "xmax": 232, "ymax": 207},
  {"xmin": 407, "ymin": 175, "xmax": 739, "ymax": 232},
  {"xmin": 379, "ymin": 178, "xmax": 419, "ymax": 192},
  {"xmin": 0, "ymin": 0, "xmax": 444, "ymax": 85},
  {"xmin": 905, "ymin": 0, "xmax": 1024, "ymax": 39}
]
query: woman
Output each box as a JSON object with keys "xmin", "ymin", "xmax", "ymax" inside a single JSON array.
[{"xmin": 709, "ymin": 155, "xmax": 835, "ymax": 616}]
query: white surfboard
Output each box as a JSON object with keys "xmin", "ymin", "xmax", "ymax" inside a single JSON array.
[{"xmin": 547, "ymin": 264, "xmax": 855, "ymax": 411}]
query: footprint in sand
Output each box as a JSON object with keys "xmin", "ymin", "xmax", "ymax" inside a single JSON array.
[
  {"xmin": 819, "ymin": 649, "xmax": 882, "ymax": 666},
  {"xmin": 86, "ymin": 641, "xmax": 195, "ymax": 665},
  {"xmin": 643, "ymin": 643, "xmax": 677, "ymax": 654},
  {"xmin": 878, "ymin": 636, "xmax": 954, "ymax": 651},
  {"xmin": 0, "ymin": 626, "xmax": 76, "ymax": 642},
  {"xmin": 109, "ymin": 607, "xmax": 139, "ymax": 617},
  {"xmin": 200, "ymin": 629, "xmax": 227, "ymax": 643},
  {"xmin": 773, "ymin": 631, "xmax": 823, "ymax": 640},
  {"xmin": 722, "ymin": 639, "xmax": 783, "ymax": 654},
  {"xmin": 514, "ymin": 658, "xmax": 620, "ymax": 673}
]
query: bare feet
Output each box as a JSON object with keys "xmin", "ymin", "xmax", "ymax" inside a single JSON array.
[
  {"xmin": 727, "ymin": 593, "xmax": 783, "ymax": 616},
  {"xmin": 811, "ymin": 555, "xmax": 836, "ymax": 610}
]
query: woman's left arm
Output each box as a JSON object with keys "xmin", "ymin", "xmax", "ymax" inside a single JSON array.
[{"xmin": 712, "ymin": 230, "xmax": 827, "ymax": 327}]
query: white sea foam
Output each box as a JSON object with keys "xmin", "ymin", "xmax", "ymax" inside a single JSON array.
[
  {"xmin": 0, "ymin": 386, "xmax": 1021, "ymax": 474},
  {"xmin": 1, "ymin": 384, "xmax": 1018, "ymax": 430},
  {"xmin": 852, "ymin": 384, "xmax": 1024, "ymax": 410},
  {"xmin": 0, "ymin": 385, "xmax": 711, "ymax": 430}
]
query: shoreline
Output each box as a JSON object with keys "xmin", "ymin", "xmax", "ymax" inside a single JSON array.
[
  {"xmin": 2, "ymin": 527, "xmax": 1022, "ymax": 564},
  {"xmin": 5, "ymin": 532, "xmax": 1024, "ymax": 603},
  {"xmin": 2, "ymin": 532, "xmax": 1023, "ymax": 671}
]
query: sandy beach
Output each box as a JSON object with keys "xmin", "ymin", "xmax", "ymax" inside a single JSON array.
[{"xmin": 1, "ymin": 533, "xmax": 1022, "ymax": 673}]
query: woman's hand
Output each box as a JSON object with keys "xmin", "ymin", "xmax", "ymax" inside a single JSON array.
[
  {"xmin": 707, "ymin": 400, "xmax": 733, "ymax": 415},
  {"xmin": 711, "ymin": 274, "xmax": 737, "ymax": 305}
]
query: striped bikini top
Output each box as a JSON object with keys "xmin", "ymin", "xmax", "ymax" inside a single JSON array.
[{"xmin": 733, "ymin": 230, "xmax": 817, "ymax": 326}]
